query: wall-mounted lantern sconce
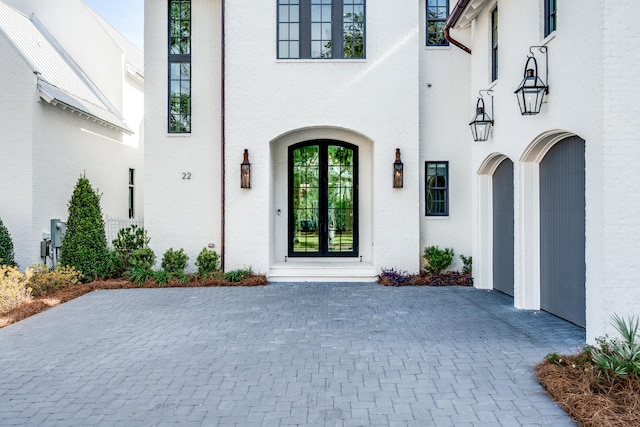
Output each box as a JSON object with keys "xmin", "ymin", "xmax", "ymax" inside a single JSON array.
[
  {"xmin": 240, "ymin": 149, "xmax": 251, "ymax": 189},
  {"xmin": 514, "ymin": 46, "xmax": 549, "ymax": 115},
  {"xmin": 469, "ymin": 90, "xmax": 494, "ymax": 142},
  {"xmin": 393, "ymin": 148, "xmax": 403, "ymax": 188}
]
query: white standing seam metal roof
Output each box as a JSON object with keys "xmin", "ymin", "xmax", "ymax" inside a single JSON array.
[{"xmin": 0, "ymin": 2, "xmax": 131, "ymax": 134}]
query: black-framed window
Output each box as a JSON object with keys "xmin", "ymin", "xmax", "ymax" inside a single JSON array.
[
  {"xmin": 128, "ymin": 169, "xmax": 135, "ymax": 219},
  {"xmin": 277, "ymin": 0, "xmax": 365, "ymax": 59},
  {"xmin": 544, "ymin": 0, "xmax": 557, "ymax": 37},
  {"xmin": 426, "ymin": 161, "xmax": 448, "ymax": 216},
  {"xmin": 426, "ymin": 0, "xmax": 449, "ymax": 46},
  {"xmin": 491, "ymin": 6, "xmax": 498, "ymax": 81},
  {"xmin": 168, "ymin": 0, "xmax": 191, "ymax": 133}
]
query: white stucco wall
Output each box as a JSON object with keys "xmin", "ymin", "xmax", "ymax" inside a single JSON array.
[
  {"xmin": 224, "ymin": 1, "xmax": 421, "ymax": 274},
  {"xmin": 144, "ymin": 0, "xmax": 222, "ymax": 269},
  {"xmin": 0, "ymin": 35, "xmax": 34, "ymax": 269},
  {"xmin": 419, "ymin": 0, "xmax": 473, "ymax": 271},
  {"xmin": 591, "ymin": 0, "xmax": 640, "ymax": 342}
]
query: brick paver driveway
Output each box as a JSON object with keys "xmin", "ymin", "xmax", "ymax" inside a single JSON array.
[{"xmin": 0, "ymin": 283, "xmax": 584, "ymax": 426}]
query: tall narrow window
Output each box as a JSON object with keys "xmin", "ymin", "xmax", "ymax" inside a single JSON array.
[
  {"xmin": 491, "ymin": 7, "xmax": 498, "ymax": 81},
  {"xmin": 168, "ymin": 0, "xmax": 191, "ymax": 133},
  {"xmin": 544, "ymin": 0, "xmax": 557, "ymax": 37},
  {"xmin": 277, "ymin": 0, "xmax": 365, "ymax": 59},
  {"xmin": 128, "ymin": 169, "xmax": 135, "ymax": 219},
  {"xmin": 426, "ymin": 0, "xmax": 449, "ymax": 46},
  {"xmin": 425, "ymin": 162, "xmax": 448, "ymax": 216}
]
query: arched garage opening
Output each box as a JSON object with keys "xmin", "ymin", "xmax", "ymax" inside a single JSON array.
[
  {"xmin": 476, "ymin": 153, "xmax": 514, "ymax": 294},
  {"xmin": 521, "ymin": 131, "xmax": 586, "ymax": 327}
]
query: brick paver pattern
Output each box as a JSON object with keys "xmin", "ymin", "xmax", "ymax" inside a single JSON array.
[{"xmin": 0, "ymin": 283, "xmax": 585, "ymax": 426}]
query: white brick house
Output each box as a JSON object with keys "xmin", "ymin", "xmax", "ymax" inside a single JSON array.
[
  {"xmin": 145, "ymin": 0, "xmax": 640, "ymax": 341},
  {"xmin": 0, "ymin": 0, "xmax": 144, "ymax": 269}
]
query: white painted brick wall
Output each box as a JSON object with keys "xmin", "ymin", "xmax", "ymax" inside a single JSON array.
[{"xmin": 0, "ymin": 36, "xmax": 34, "ymax": 269}]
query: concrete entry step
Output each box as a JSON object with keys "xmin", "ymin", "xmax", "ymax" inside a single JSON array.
[{"xmin": 268, "ymin": 261, "xmax": 377, "ymax": 282}]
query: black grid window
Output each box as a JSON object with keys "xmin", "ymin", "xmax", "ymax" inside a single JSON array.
[
  {"xmin": 168, "ymin": 0, "xmax": 191, "ymax": 133},
  {"xmin": 128, "ymin": 169, "xmax": 135, "ymax": 219},
  {"xmin": 544, "ymin": 0, "xmax": 557, "ymax": 37},
  {"xmin": 426, "ymin": 162, "xmax": 448, "ymax": 216},
  {"xmin": 426, "ymin": 0, "xmax": 448, "ymax": 46},
  {"xmin": 491, "ymin": 7, "xmax": 498, "ymax": 81},
  {"xmin": 277, "ymin": 0, "xmax": 365, "ymax": 59}
]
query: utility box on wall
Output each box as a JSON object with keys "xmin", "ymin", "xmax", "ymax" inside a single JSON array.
[{"xmin": 51, "ymin": 219, "xmax": 66, "ymax": 249}]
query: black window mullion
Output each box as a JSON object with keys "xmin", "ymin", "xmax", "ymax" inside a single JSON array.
[
  {"xmin": 299, "ymin": 0, "xmax": 311, "ymax": 58},
  {"xmin": 332, "ymin": 0, "xmax": 343, "ymax": 59}
]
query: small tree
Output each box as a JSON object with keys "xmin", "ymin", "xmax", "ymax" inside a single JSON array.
[
  {"xmin": 0, "ymin": 217, "xmax": 16, "ymax": 267},
  {"xmin": 59, "ymin": 175, "xmax": 112, "ymax": 280}
]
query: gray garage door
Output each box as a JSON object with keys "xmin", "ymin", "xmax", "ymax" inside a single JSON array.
[
  {"xmin": 493, "ymin": 159, "xmax": 514, "ymax": 296},
  {"xmin": 539, "ymin": 136, "xmax": 586, "ymax": 327}
]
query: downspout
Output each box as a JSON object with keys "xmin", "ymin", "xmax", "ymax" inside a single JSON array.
[
  {"xmin": 220, "ymin": 0, "xmax": 226, "ymax": 271},
  {"xmin": 444, "ymin": 0, "xmax": 472, "ymax": 54}
]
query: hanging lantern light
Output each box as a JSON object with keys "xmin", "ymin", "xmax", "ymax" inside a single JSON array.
[
  {"xmin": 514, "ymin": 51, "xmax": 549, "ymax": 115},
  {"xmin": 469, "ymin": 95, "xmax": 493, "ymax": 142}
]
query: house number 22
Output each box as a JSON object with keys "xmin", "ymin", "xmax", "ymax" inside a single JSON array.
[{"xmin": 182, "ymin": 172, "xmax": 192, "ymax": 180}]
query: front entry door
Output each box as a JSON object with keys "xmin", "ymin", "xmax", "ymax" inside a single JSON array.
[{"xmin": 288, "ymin": 141, "xmax": 358, "ymax": 257}]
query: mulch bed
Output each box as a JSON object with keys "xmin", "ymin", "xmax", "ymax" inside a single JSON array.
[
  {"xmin": 535, "ymin": 353, "xmax": 640, "ymax": 427},
  {"xmin": 378, "ymin": 270, "xmax": 473, "ymax": 287},
  {"xmin": 0, "ymin": 275, "xmax": 267, "ymax": 329}
]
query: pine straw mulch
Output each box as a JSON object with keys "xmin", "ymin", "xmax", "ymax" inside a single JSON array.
[
  {"xmin": 0, "ymin": 275, "xmax": 268, "ymax": 329},
  {"xmin": 535, "ymin": 352, "xmax": 640, "ymax": 427}
]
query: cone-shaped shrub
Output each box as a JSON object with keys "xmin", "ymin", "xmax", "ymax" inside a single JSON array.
[
  {"xmin": 59, "ymin": 175, "xmax": 112, "ymax": 280},
  {"xmin": 0, "ymin": 217, "xmax": 16, "ymax": 267}
]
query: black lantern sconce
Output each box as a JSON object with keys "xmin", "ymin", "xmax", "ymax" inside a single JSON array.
[
  {"xmin": 393, "ymin": 148, "xmax": 403, "ymax": 188},
  {"xmin": 514, "ymin": 46, "xmax": 549, "ymax": 115},
  {"xmin": 240, "ymin": 149, "xmax": 251, "ymax": 189},
  {"xmin": 469, "ymin": 90, "xmax": 494, "ymax": 142}
]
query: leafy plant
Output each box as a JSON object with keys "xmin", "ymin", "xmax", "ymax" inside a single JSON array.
[
  {"xmin": 195, "ymin": 248, "xmax": 220, "ymax": 275},
  {"xmin": 423, "ymin": 246, "xmax": 454, "ymax": 275},
  {"xmin": 112, "ymin": 225, "xmax": 150, "ymax": 276},
  {"xmin": 129, "ymin": 247, "xmax": 156, "ymax": 271},
  {"xmin": 129, "ymin": 266, "xmax": 153, "ymax": 286},
  {"xmin": 161, "ymin": 248, "xmax": 189, "ymax": 275},
  {"xmin": 28, "ymin": 264, "xmax": 82, "ymax": 296},
  {"xmin": 0, "ymin": 265, "xmax": 31, "ymax": 313},
  {"xmin": 591, "ymin": 314, "xmax": 640, "ymax": 379},
  {"xmin": 377, "ymin": 268, "xmax": 416, "ymax": 287},
  {"xmin": 224, "ymin": 268, "xmax": 253, "ymax": 283},
  {"xmin": 0, "ymin": 217, "xmax": 16, "ymax": 267},
  {"xmin": 460, "ymin": 255, "xmax": 472, "ymax": 275},
  {"xmin": 154, "ymin": 269, "xmax": 170, "ymax": 286},
  {"xmin": 59, "ymin": 175, "xmax": 112, "ymax": 280}
]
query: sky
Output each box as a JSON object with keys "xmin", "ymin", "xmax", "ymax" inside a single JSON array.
[{"xmin": 83, "ymin": 0, "xmax": 144, "ymax": 50}]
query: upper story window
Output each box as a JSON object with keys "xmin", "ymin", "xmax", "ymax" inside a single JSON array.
[
  {"xmin": 544, "ymin": 0, "xmax": 557, "ymax": 37},
  {"xmin": 168, "ymin": 0, "xmax": 191, "ymax": 133},
  {"xmin": 277, "ymin": 0, "xmax": 365, "ymax": 59},
  {"xmin": 491, "ymin": 6, "xmax": 498, "ymax": 81},
  {"xmin": 128, "ymin": 169, "xmax": 135, "ymax": 219},
  {"xmin": 426, "ymin": 0, "xmax": 449, "ymax": 46}
]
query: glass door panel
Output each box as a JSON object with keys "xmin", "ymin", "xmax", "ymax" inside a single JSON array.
[{"xmin": 289, "ymin": 141, "xmax": 358, "ymax": 257}]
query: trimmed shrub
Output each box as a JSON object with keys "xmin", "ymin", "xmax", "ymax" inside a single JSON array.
[
  {"xmin": 112, "ymin": 225, "xmax": 150, "ymax": 276},
  {"xmin": 129, "ymin": 247, "xmax": 156, "ymax": 271},
  {"xmin": 59, "ymin": 176, "xmax": 112, "ymax": 280},
  {"xmin": 423, "ymin": 245, "xmax": 454, "ymax": 275},
  {"xmin": 28, "ymin": 264, "xmax": 83, "ymax": 296},
  {"xmin": 161, "ymin": 248, "xmax": 188, "ymax": 275},
  {"xmin": 195, "ymin": 248, "xmax": 220, "ymax": 275},
  {"xmin": 0, "ymin": 265, "xmax": 31, "ymax": 313},
  {"xmin": 0, "ymin": 217, "xmax": 16, "ymax": 267}
]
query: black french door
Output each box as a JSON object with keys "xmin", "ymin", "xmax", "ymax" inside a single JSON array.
[{"xmin": 288, "ymin": 140, "xmax": 358, "ymax": 257}]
